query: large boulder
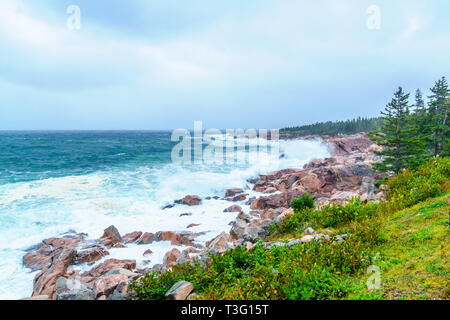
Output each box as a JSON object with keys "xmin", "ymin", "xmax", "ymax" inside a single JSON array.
[
  {"xmin": 165, "ymin": 281, "xmax": 194, "ymax": 300},
  {"xmin": 206, "ymin": 232, "xmax": 233, "ymax": 254},
  {"xmin": 32, "ymin": 248, "xmax": 76, "ymax": 299},
  {"xmin": 94, "ymin": 274, "xmax": 129, "ymax": 298},
  {"xmin": 55, "ymin": 277, "xmax": 96, "ymax": 300},
  {"xmin": 163, "ymin": 248, "xmax": 181, "ymax": 267},
  {"xmin": 99, "ymin": 225, "xmax": 122, "ymax": 249}
]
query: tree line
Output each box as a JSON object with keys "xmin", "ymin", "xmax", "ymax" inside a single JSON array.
[
  {"xmin": 371, "ymin": 76, "xmax": 449, "ymax": 173},
  {"xmin": 281, "ymin": 117, "xmax": 382, "ymax": 136}
]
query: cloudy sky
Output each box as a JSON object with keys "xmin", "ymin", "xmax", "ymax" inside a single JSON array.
[{"xmin": 0, "ymin": 0, "xmax": 448, "ymax": 130}]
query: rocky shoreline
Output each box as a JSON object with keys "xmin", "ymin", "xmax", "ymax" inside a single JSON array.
[{"xmin": 21, "ymin": 132, "xmax": 386, "ymax": 300}]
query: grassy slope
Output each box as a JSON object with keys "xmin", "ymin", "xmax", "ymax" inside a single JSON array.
[{"xmin": 374, "ymin": 194, "xmax": 449, "ymax": 300}]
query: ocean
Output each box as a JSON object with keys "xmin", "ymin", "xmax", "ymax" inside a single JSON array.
[{"xmin": 0, "ymin": 131, "xmax": 329, "ymax": 299}]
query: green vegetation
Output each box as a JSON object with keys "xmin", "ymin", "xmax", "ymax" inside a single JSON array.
[
  {"xmin": 131, "ymin": 158, "xmax": 450, "ymax": 300},
  {"xmin": 280, "ymin": 117, "xmax": 382, "ymax": 136},
  {"xmin": 372, "ymin": 77, "xmax": 449, "ymax": 172},
  {"xmin": 290, "ymin": 193, "xmax": 315, "ymax": 213}
]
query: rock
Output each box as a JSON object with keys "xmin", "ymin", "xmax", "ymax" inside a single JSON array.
[
  {"xmin": 75, "ymin": 246, "xmax": 109, "ymax": 265},
  {"xmin": 300, "ymin": 235, "xmax": 315, "ymax": 243},
  {"xmin": 180, "ymin": 213, "xmax": 192, "ymax": 217},
  {"xmin": 82, "ymin": 259, "xmax": 137, "ymax": 279},
  {"xmin": 94, "ymin": 274, "xmax": 129, "ymax": 298},
  {"xmin": 263, "ymin": 187, "xmax": 277, "ymax": 194},
  {"xmin": 162, "ymin": 204, "xmax": 175, "ymax": 210},
  {"xmin": 225, "ymin": 188, "xmax": 244, "ymax": 197},
  {"xmin": 163, "ymin": 248, "xmax": 181, "ymax": 267},
  {"xmin": 137, "ymin": 232, "xmax": 155, "ymax": 245},
  {"xmin": 143, "ymin": 249, "xmax": 153, "ymax": 256},
  {"xmin": 113, "ymin": 243, "xmax": 125, "ymax": 249},
  {"xmin": 32, "ymin": 248, "xmax": 76, "ymax": 299},
  {"xmin": 175, "ymin": 195, "xmax": 202, "ymax": 206},
  {"xmin": 99, "ymin": 225, "xmax": 122, "ymax": 249},
  {"xmin": 299, "ymin": 173, "xmax": 325, "ymax": 193},
  {"xmin": 226, "ymin": 194, "xmax": 247, "ymax": 202},
  {"xmin": 155, "ymin": 231, "xmax": 198, "ymax": 246},
  {"xmin": 187, "ymin": 224, "xmax": 200, "ymax": 229},
  {"xmin": 223, "ymin": 205, "xmax": 243, "ymax": 213},
  {"xmin": 23, "ymin": 244, "xmax": 54, "ymax": 271},
  {"xmin": 122, "ymin": 231, "xmax": 143, "ymax": 244},
  {"xmin": 43, "ymin": 233, "xmax": 86, "ymax": 250},
  {"xmin": 165, "ymin": 281, "xmax": 194, "ymax": 300},
  {"xmin": 206, "ymin": 232, "xmax": 233, "ymax": 254},
  {"xmin": 305, "ymin": 227, "xmax": 314, "ymax": 235},
  {"xmin": 108, "ymin": 280, "xmax": 130, "ymax": 300},
  {"xmin": 104, "ymin": 268, "xmax": 140, "ymax": 281},
  {"xmin": 55, "ymin": 277, "xmax": 96, "ymax": 300}
]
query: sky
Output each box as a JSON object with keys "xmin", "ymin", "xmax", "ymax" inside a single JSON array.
[{"xmin": 0, "ymin": 0, "xmax": 449, "ymax": 130}]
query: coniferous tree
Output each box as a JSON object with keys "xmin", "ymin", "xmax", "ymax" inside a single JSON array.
[
  {"xmin": 428, "ymin": 77, "xmax": 449, "ymax": 156},
  {"xmin": 372, "ymin": 87, "xmax": 423, "ymax": 173}
]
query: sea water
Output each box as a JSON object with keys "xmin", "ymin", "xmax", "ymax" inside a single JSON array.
[{"xmin": 0, "ymin": 131, "xmax": 329, "ymax": 299}]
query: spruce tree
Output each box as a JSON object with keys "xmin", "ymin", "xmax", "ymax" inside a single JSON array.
[
  {"xmin": 372, "ymin": 87, "xmax": 423, "ymax": 173},
  {"xmin": 428, "ymin": 77, "xmax": 449, "ymax": 156}
]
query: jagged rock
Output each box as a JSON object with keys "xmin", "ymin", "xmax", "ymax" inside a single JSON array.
[
  {"xmin": 55, "ymin": 277, "xmax": 96, "ymax": 300},
  {"xmin": 224, "ymin": 205, "xmax": 242, "ymax": 213},
  {"xmin": 122, "ymin": 231, "xmax": 143, "ymax": 244},
  {"xmin": 165, "ymin": 281, "xmax": 194, "ymax": 300},
  {"xmin": 163, "ymin": 248, "xmax": 181, "ymax": 267},
  {"xmin": 23, "ymin": 244, "xmax": 54, "ymax": 271},
  {"xmin": 32, "ymin": 248, "xmax": 76, "ymax": 299},
  {"xmin": 137, "ymin": 232, "xmax": 155, "ymax": 245},
  {"xmin": 206, "ymin": 232, "xmax": 233, "ymax": 254},
  {"xmin": 75, "ymin": 246, "xmax": 109, "ymax": 265},
  {"xmin": 175, "ymin": 195, "xmax": 202, "ymax": 206},
  {"xmin": 187, "ymin": 224, "xmax": 200, "ymax": 229},
  {"xmin": 108, "ymin": 280, "xmax": 130, "ymax": 300},
  {"xmin": 94, "ymin": 274, "xmax": 129, "ymax": 298},
  {"xmin": 226, "ymin": 194, "xmax": 247, "ymax": 202},
  {"xmin": 225, "ymin": 188, "xmax": 244, "ymax": 197},
  {"xmin": 98, "ymin": 225, "xmax": 122, "ymax": 249}
]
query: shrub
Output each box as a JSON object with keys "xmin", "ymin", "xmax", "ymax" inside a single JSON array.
[
  {"xmin": 386, "ymin": 157, "xmax": 450, "ymax": 211},
  {"xmin": 291, "ymin": 193, "xmax": 315, "ymax": 213}
]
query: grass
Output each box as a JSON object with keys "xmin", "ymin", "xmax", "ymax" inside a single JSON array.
[{"xmin": 372, "ymin": 195, "xmax": 449, "ymax": 300}]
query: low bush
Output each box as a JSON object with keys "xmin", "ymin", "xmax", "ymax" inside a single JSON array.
[{"xmin": 290, "ymin": 193, "xmax": 315, "ymax": 213}]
